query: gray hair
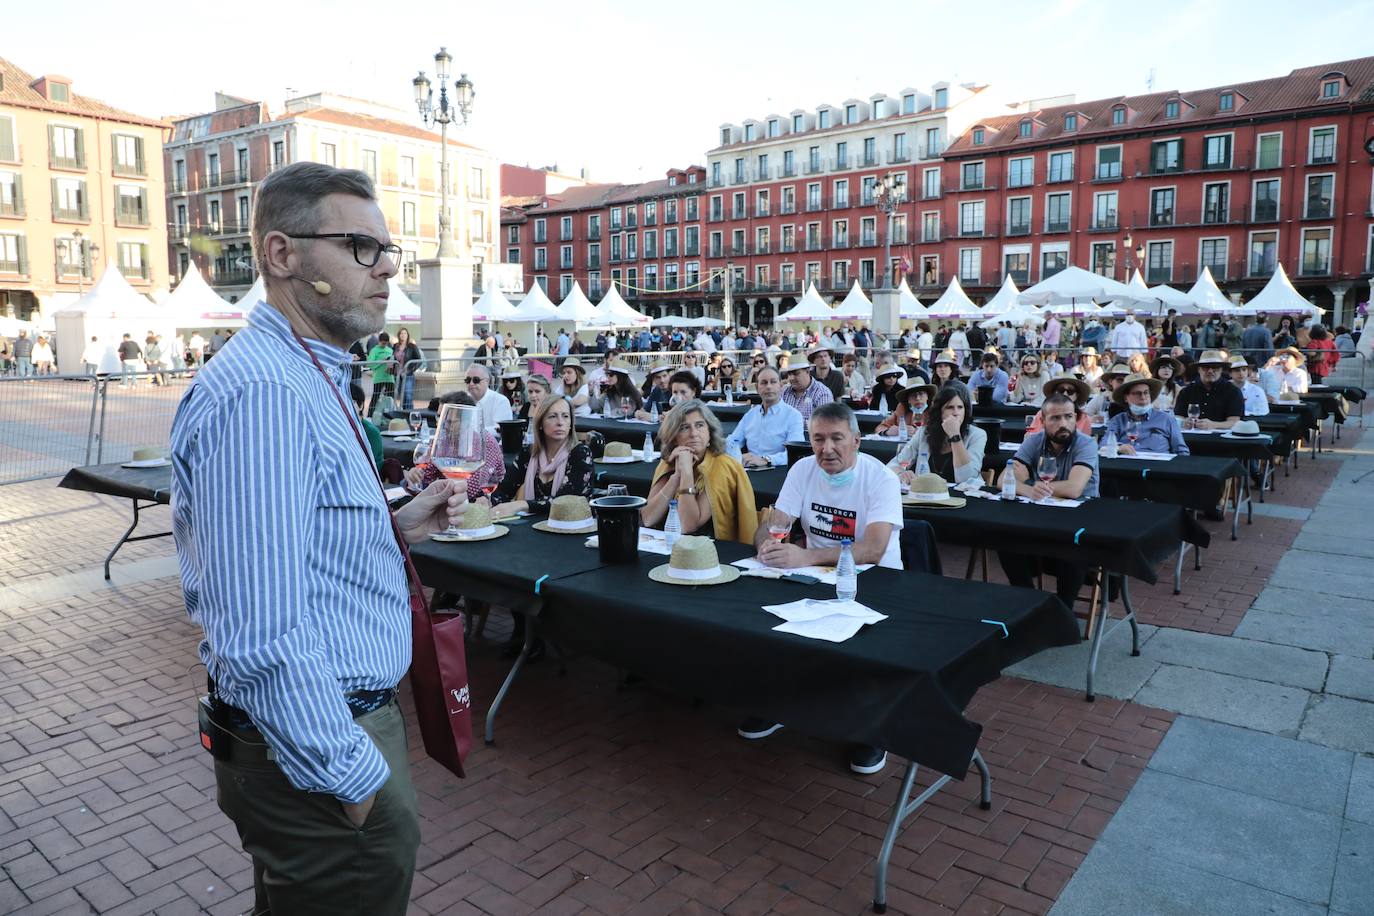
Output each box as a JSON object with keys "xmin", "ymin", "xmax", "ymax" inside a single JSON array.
[
  {"xmin": 658, "ymin": 399, "xmax": 727, "ymax": 455},
  {"xmin": 810, "ymin": 401, "xmax": 859, "ymax": 434},
  {"xmin": 252, "ymin": 162, "xmax": 376, "ymax": 275}
]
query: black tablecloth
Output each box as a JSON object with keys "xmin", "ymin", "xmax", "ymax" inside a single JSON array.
[
  {"xmin": 381, "ymin": 437, "xmax": 423, "ymax": 465},
  {"xmin": 577, "ymin": 416, "xmax": 743, "ymax": 446},
  {"xmin": 538, "ymin": 539, "xmax": 1078, "ymax": 779},
  {"xmin": 1300, "ymin": 389, "xmax": 1346, "ymax": 423},
  {"xmin": 1267, "ymin": 401, "xmax": 1321, "ymax": 430},
  {"xmin": 992, "ymin": 417, "xmax": 1289, "ymax": 460},
  {"xmin": 59, "ymin": 462, "xmax": 173, "ymax": 503}
]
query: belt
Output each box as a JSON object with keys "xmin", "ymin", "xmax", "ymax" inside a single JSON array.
[{"xmin": 208, "ymin": 677, "xmax": 396, "ymax": 731}]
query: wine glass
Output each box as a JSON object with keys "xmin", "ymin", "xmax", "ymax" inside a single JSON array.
[
  {"xmin": 1187, "ymin": 404, "xmax": 1201, "ymax": 430},
  {"xmin": 478, "ymin": 467, "xmax": 499, "ymax": 501},
  {"xmin": 430, "ymin": 404, "xmax": 484, "ymax": 532},
  {"xmin": 620, "ymin": 395, "xmax": 632, "ymax": 419},
  {"xmin": 607, "ymin": 484, "xmax": 628, "ymax": 498},
  {"xmin": 1036, "ymin": 454, "xmax": 1058, "ymax": 501},
  {"xmin": 1126, "ymin": 418, "xmax": 1140, "ymax": 450},
  {"xmin": 407, "ymin": 438, "xmax": 433, "ymax": 494},
  {"xmin": 408, "ymin": 410, "xmax": 423, "ymax": 436},
  {"xmin": 767, "ymin": 509, "xmax": 793, "ymax": 544}
]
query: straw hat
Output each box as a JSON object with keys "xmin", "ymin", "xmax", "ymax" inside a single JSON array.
[
  {"xmin": 1228, "ymin": 356, "xmax": 1251, "ymax": 370},
  {"xmin": 1079, "ymin": 346, "xmax": 1100, "ymax": 359},
  {"xmin": 532, "ymin": 495, "xmax": 597, "ymax": 534},
  {"xmin": 648, "ymin": 361, "xmax": 675, "ymax": 376},
  {"xmin": 1103, "ymin": 362, "xmax": 1132, "ymax": 379},
  {"xmin": 1112, "ymin": 373, "xmax": 1164, "ymax": 406},
  {"xmin": 387, "ymin": 418, "xmax": 409, "ymax": 432},
  {"xmin": 897, "ymin": 382, "xmax": 937, "ymax": 403},
  {"xmin": 561, "ymin": 357, "xmax": 585, "ymax": 372},
  {"xmin": 1196, "ymin": 349, "xmax": 1230, "ymax": 367},
  {"xmin": 930, "ymin": 349, "xmax": 959, "ymax": 367},
  {"xmin": 1276, "ymin": 346, "xmax": 1305, "ymax": 363},
  {"xmin": 901, "ymin": 473, "xmax": 966, "ymax": 508},
  {"xmin": 1042, "ymin": 372, "xmax": 1092, "ymax": 404},
  {"xmin": 1149, "ymin": 355, "xmax": 1182, "ymax": 379},
  {"xmin": 1227, "ymin": 420, "xmax": 1263, "ymax": 437},
  {"xmin": 500, "ymin": 367, "xmax": 526, "ymax": 380},
  {"xmin": 598, "ymin": 441, "xmax": 635, "ymax": 463},
  {"xmin": 126, "ymin": 446, "xmax": 169, "ymax": 467},
  {"xmin": 806, "ymin": 343, "xmax": 835, "ymax": 362},
  {"xmin": 874, "ymin": 363, "xmax": 905, "ymax": 381},
  {"xmin": 431, "ymin": 503, "xmax": 509, "ymax": 542},
  {"xmin": 785, "ymin": 352, "xmax": 812, "ymax": 374},
  {"xmin": 607, "ymin": 358, "xmax": 635, "ymax": 376},
  {"xmin": 648, "ymin": 535, "xmax": 741, "ymax": 586}
]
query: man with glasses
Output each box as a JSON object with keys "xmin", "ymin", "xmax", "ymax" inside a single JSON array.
[
  {"xmin": 1107, "ymin": 374, "xmax": 1189, "ymax": 455},
  {"xmin": 1174, "ymin": 350, "xmax": 1243, "ymax": 430},
  {"xmin": 465, "ymin": 364, "xmax": 513, "ymax": 432},
  {"xmin": 170, "ymin": 162, "xmax": 466, "ymax": 913}
]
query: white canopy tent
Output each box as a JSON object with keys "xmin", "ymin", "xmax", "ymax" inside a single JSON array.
[
  {"xmin": 979, "ymin": 305, "xmax": 1044, "ymax": 329},
  {"xmin": 1234, "ymin": 264, "xmax": 1325, "ymax": 318},
  {"xmin": 594, "ymin": 283, "xmax": 651, "ymax": 328},
  {"xmin": 1017, "ymin": 266, "xmax": 1139, "ymax": 309},
  {"xmin": 776, "ymin": 284, "xmax": 836, "ymax": 322},
  {"xmin": 649, "ymin": 314, "xmax": 727, "ymax": 328},
  {"xmin": 384, "ymin": 279, "xmax": 422, "ymax": 324},
  {"xmin": 830, "ymin": 281, "xmax": 873, "ymax": 320},
  {"xmin": 898, "ymin": 282, "xmax": 929, "ymax": 320},
  {"xmin": 165, "ymin": 265, "xmax": 247, "ymax": 330},
  {"xmin": 508, "ymin": 282, "xmax": 562, "ymax": 322},
  {"xmin": 471, "ymin": 285, "xmax": 519, "ymax": 322},
  {"xmin": 924, "ymin": 277, "xmax": 982, "ymax": 319},
  {"xmin": 51, "ymin": 265, "xmax": 177, "ymax": 371},
  {"xmin": 238, "ymin": 277, "xmax": 265, "ymax": 310},
  {"xmin": 556, "ymin": 281, "xmax": 615, "ymax": 328},
  {"xmin": 980, "ymin": 275, "xmax": 1021, "ymax": 316},
  {"xmin": 1184, "ymin": 268, "xmax": 1237, "ymax": 315}
]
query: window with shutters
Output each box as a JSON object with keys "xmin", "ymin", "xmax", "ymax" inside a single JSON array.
[
  {"xmin": 0, "ymin": 233, "xmax": 26, "ymax": 274},
  {"xmin": 0, "ymin": 115, "xmax": 16, "ymax": 163},
  {"xmin": 112, "ymin": 134, "xmax": 145, "ymax": 176},
  {"xmin": 114, "ymin": 184, "xmax": 148, "ymax": 226},
  {"xmin": 49, "ymin": 125, "xmax": 84, "ymax": 169},
  {"xmin": 51, "ymin": 177, "xmax": 87, "ymax": 221},
  {"xmin": 0, "ymin": 171, "xmax": 22, "ymax": 217},
  {"xmin": 402, "ymin": 201, "xmax": 417, "ymax": 235},
  {"xmin": 118, "ymin": 241, "xmax": 149, "ymax": 280}
]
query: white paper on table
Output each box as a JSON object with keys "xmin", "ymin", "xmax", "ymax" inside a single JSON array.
[
  {"xmin": 861, "ymin": 433, "xmax": 893, "ymax": 441},
  {"xmin": 773, "ymin": 616, "xmax": 868, "ymax": 642},
  {"xmin": 1185, "ymin": 428, "xmax": 1219, "ymax": 435},
  {"xmin": 732, "ymin": 557, "xmax": 874, "ymax": 585},
  {"xmin": 1029, "ymin": 496, "xmax": 1085, "ymax": 508},
  {"xmin": 762, "ymin": 598, "xmax": 887, "ymax": 624},
  {"xmin": 583, "ymin": 529, "xmax": 674, "ymax": 555},
  {"xmin": 999, "ymin": 442, "xmax": 1019, "ymax": 451},
  {"xmin": 1128, "ymin": 451, "xmax": 1176, "ymax": 461}
]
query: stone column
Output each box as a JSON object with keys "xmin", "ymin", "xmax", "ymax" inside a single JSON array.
[
  {"xmin": 871, "ymin": 289, "xmax": 901, "ymax": 352},
  {"xmin": 1328, "ymin": 282, "xmax": 1352, "ymax": 329},
  {"xmin": 414, "ymin": 255, "xmax": 476, "ymax": 404}
]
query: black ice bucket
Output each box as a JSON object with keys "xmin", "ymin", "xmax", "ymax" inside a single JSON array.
[
  {"xmin": 589, "ymin": 495, "xmax": 646, "ymax": 563},
  {"xmin": 976, "ymin": 385, "xmax": 995, "ymax": 407},
  {"xmin": 497, "ymin": 420, "xmax": 527, "ymax": 456}
]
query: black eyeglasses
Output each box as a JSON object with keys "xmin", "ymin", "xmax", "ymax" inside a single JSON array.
[
  {"xmin": 465, "ymin": 375, "xmax": 488, "ymax": 384},
  {"xmin": 287, "ymin": 233, "xmax": 402, "ymax": 269}
]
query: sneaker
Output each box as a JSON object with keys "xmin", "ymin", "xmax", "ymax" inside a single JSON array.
[
  {"xmin": 849, "ymin": 744, "xmax": 888, "ymax": 775},
  {"xmin": 737, "ymin": 717, "xmax": 783, "ymax": 740}
]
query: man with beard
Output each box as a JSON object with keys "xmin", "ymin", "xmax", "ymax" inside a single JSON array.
[
  {"xmin": 170, "ymin": 163, "xmax": 467, "ymax": 914},
  {"xmin": 996, "ymin": 394, "xmax": 1100, "ymax": 608}
]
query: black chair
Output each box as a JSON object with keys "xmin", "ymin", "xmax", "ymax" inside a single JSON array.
[{"xmin": 899, "ymin": 519, "xmax": 942, "ymax": 575}]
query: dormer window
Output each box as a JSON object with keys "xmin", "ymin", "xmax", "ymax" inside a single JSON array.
[
  {"xmin": 934, "ymin": 88, "xmax": 948, "ymax": 109},
  {"xmin": 744, "ymin": 124, "xmax": 755, "ymax": 142},
  {"xmin": 720, "ymin": 127, "xmax": 731, "ymax": 146},
  {"xmin": 1322, "ymin": 79, "xmax": 1341, "ymax": 98},
  {"xmin": 1018, "ymin": 120, "xmax": 1031, "ymax": 138},
  {"xmin": 1219, "ymin": 92, "xmax": 1234, "ymax": 111},
  {"xmin": 1064, "ymin": 114, "xmax": 1077, "ymax": 131},
  {"xmin": 767, "ymin": 119, "xmax": 779, "ymax": 137},
  {"xmin": 49, "ymin": 81, "xmax": 69, "ymax": 102},
  {"xmin": 792, "ymin": 113, "xmax": 803, "ymax": 132},
  {"xmin": 688, "ymin": 173, "xmax": 697, "ymax": 184},
  {"xmin": 1164, "ymin": 100, "xmax": 1180, "ymax": 119},
  {"xmin": 1112, "ymin": 107, "xmax": 1126, "ymax": 125},
  {"xmin": 818, "ymin": 110, "xmax": 831, "ymax": 129},
  {"xmin": 669, "ymin": 176, "xmax": 678, "ymax": 186},
  {"xmin": 902, "ymin": 94, "xmax": 916, "ymax": 114},
  {"xmin": 972, "ymin": 127, "xmax": 985, "ymax": 146},
  {"xmin": 846, "ymin": 104, "xmax": 858, "ymax": 124}
]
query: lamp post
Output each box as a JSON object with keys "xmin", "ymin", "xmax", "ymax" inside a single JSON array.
[
  {"xmin": 64, "ymin": 230, "xmax": 98, "ymax": 296},
  {"xmin": 413, "ymin": 48, "xmax": 475, "ymax": 260},
  {"xmin": 1122, "ymin": 232, "xmax": 1144, "ymax": 283},
  {"xmin": 874, "ymin": 175, "xmax": 906, "ymax": 289}
]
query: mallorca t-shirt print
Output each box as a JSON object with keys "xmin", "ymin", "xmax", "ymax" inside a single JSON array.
[{"xmin": 808, "ymin": 501, "xmax": 857, "ymax": 542}]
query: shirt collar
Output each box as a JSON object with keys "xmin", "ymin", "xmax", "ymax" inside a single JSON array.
[{"xmin": 247, "ymin": 299, "xmax": 352, "ymax": 371}]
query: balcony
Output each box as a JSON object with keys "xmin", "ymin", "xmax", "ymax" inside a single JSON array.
[
  {"xmin": 685, "ymin": 243, "xmax": 699, "ymax": 256},
  {"xmin": 915, "ymin": 270, "xmax": 945, "ymax": 289},
  {"xmin": 0, "ymin": 192, "xmax": 23, "ymax": 218},
  {"xmin": 1088, "ymin": 213, "xmax": 1118, "ymax": 232},
  {"xmin": 890, "ymin": 230, "xmax": 909, "ymax": 244},
  {"xmin": 804, "ymin": 161, "xmax": 825, "ymax": 175},
  {"xmin": 754, "ymin": 205, "xmax": 770, "ymax": 218},
  {"xmin": 956, "ymin": 180, "xmax": 995, "ymax": 193},
  {"xmin": 921, "ymin": 230, "xmax": 942, "ymax": 243},
  {"xmin": 1300, "ymin": 258, "xmax": 1332, "ymax": 277},
  {"xmin": 709, "ymin": 176, "xmax": 724, "ymax": 188},
  {"xmin": 559, "ymin": 259, "xmax": 575, "ymax": 270},
  {"xmin": 920, "ymin": 186, "xmax": 943, "ymax": 201},
  {"xmin": 859, "ymin": 232, "xmax": 878, "ymax": 247},
  {"xmin": 828, "ymin": 235, "xmax": 851, "ymax": 249},
  {"xmin": 213, "ymin": 268, "xmax": 254, "ymax": 286},
  {"xmin": 887, "ymin": 150, "xmax": 911, "ymax": 164},
  {"xmin": 0, "ymin": 258, "xmax": 24, "ymax": 275},
  {"xmin": 55, "ymin": 261, "xmax": 92, "ymax": 280},
  {"xmin": 1308, "ymin": 151, "xmax": 1336, "ymax": 166},
  {"xmin": 664, "ymin": 246, "xmax": 678, "ymax": 258},
  {"xmin": 1251, "ymin": 201, "xmax": 1279, "ymax": 223},
  {"xmin": 1092, "ymin": 165, "xmax": 1123, "ymax": 183},
  {"xmin": 731, "ymin": 208, "xmax": 747, "ymax": 220},
  {"xmin": 52, "ymin": 204, "xmax": 88, "ymax": 222},
  {"xmin": 729, "ymin": 243, "xmax": 748, "ymax": 256},
  {"xmin": 206, "ymin": 169, "xmax": 252, "ymax": 188},
  {"xmin": 609, "ymin": 219, "xmax": 623, "ymax": 231},
  {"xmin": 805, "ymin": 199, "xmax": 825, "ymax": 212},
  {"xmin": 665, "ymin": 211, "xmax": 678, "ymax": 224},
  {"xmin": 1145, "ymin": 267, "xmax": 1172, "ymax": 284},
  {"xmin": 534, "ymin": 232, "xmax": 547, "ymax": 244},
  {"xmin": 608, "ymin": 251, "xmax": 623, "ymax": 264},
  {"xmin": 118, "ymin": 262, "xmax": 151, "ymax": 281},
  {"xmin": 1046, "ymin": 170, "xmax": 1074, "ymax": 185},
  {"xmin": 781, "ymin": 165, "xmax": 797, "ymax": 178},
  {"xmin": 587, "ymin": 256, "xmax": 601, "ymax": 269},
  {"xmin": 111, "ymin": 158, "xmax": 147, "ymax": 178},
  {"xmin": 1304, "ymin": 199, "xmax": 1333, "ymax": 220},
  {"xmin": 644, "ymin": 214, "xmax": 657, "ymax": 226},
  {"xmin": 168, "ymin": 177, "xmax": 188, "ymax": 194},
  {"xmin": 755, "ymin": 242, "xmax": 771, "ymax": 255},
  {"xmin": 49, "ymin": 153, "xmax": 85, "ymax": 171},
  {"xmin": 709, "ymin": 245, "xmax": 723, "ymax": 258},
  {"xmin": 708, "ymin": 211, "xmax": 725, "ymax": 223},
  {"xmin": 805, "ymin": 238, "xmax": 824, "ymax": 251},
  {"xmin": 924, "ymin": 145, "xmax": 943, "ymax": 159},
  {"xmin": 955, "ymin": 225, "xmax": 990, "ymax": 239},
  {"xmin": 861, "ymin": 153, "xmax": 879, "ymax": 167},
  {"xmin": 752, "ymin": 168, "xmax": 772, "ymax": 182},
  {"xmin": 730, "ymin": 173, "xmax": 750, "ymax": 186},
  {"xmin": 115, "ymin": 208, "xmax": 150, "ymax": 228},
  {"xmin": 587, "ymin": 227, "xmax": 602, "ymax": 240},
  {"xmin": 643, "ymin": 248, "xmax": 658, "ymax": 260},
  {"xmin": 832, "ymin": 157, "xmax": 849, "ymax": 170},
  {"xmin": 209, "ymin": 220, "xmax": 251, "ymax": 237},
  {"xmin": 780, "ymin": 240, "xmax": 797, "ymax": 253},
  {"xmin": 779, "ymin": 202, "xmax": 796, "ymax": 215},
  {"xmin": 1005, "ymin": 221, "xmax": 1032, "ymax": 237},
  {"xmin": 833, "ymin": 198, "xmax": 851, "ymax": 210},
  {"xmin": 1043, "ymin": 219, "xmax": 1071, "ymax": 234},
  {"xmin": 559, "ymin": 230, "xmax": 573, "ymax": 242},
  {"xmin": 626, "ymin": 215, "xmax": 637, "ymax": 229}
]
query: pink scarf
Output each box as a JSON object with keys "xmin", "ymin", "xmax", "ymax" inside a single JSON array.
[{"xmin": 524, "ymin": 441, "xmax": 571, "ymax": 503}]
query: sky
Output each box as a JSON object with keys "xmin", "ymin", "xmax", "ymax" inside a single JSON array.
[{"xmin": 11, "ymin": 0, "xmax": 1374, "ymax": 185}]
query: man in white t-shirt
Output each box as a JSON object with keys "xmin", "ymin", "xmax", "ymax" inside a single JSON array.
[{"xmin": 744, "ymin": 401, "xmax": 903, "ymax": 776}]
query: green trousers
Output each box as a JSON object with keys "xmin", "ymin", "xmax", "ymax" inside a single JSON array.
[{"xmin": 214, "ymin": 699, "xmax": 420, "ymax": 915}]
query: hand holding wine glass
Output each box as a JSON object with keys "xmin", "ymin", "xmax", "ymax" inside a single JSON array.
[
  {"xmin": 429, "ymin": 404, "xmax": 484, "ymax": 533},
  {"xmin": 1034, "ymin": 453, "xmax": 1058, "ymax": 502}
]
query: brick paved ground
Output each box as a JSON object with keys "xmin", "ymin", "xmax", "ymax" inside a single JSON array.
[{"xmin": 0, "ymin": 416, "xmax": 1353, "ymax": 915}]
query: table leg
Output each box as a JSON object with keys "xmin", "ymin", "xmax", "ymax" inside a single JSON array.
[
  {"xmin": 104, "ymin": 499, "xmax": 172, "ymax": 580},
  {"xmin": 1231, "ymin": 477, "xmax": 1241, "ymax": 541},
  {"xmin": 872, "ymin": 751, "xmax": 991, "ymax": 914},
  {"xmin": 1174, "ymin": 540, "xmax": 1185, "ymax": 595},
  {"xmin": 484, "ymin": 614, "xmax": 535, "ymax": 745},
  {"xmin": 1085, "ymin": 573, "xmax": 1140, "ymax": 703}
]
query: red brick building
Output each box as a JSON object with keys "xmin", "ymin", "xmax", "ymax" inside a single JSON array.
[{"xmin": 935, "ymin": 56, "xmax": 1374, "ymax": 326}]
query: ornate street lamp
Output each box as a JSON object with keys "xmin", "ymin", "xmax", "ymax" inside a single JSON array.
[
  {"xmin": 1122, "ymin": 232, "xmax": 1144, "ymax": 281},
  {"xmin": 873, "ymin": 175, "xmax": 906, "ymax": 289},
  {"xmin": 414, "ymin": 47, "xmax": 475, "ymax": 259}
]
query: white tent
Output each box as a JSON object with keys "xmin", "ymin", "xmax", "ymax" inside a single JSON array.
[
  {"xmin": 924, "ymin": 277, "xmax": 982, "ymax": 319},
  {"xmin": 238, "ymin": 277, "xmax": 265, "ymax": 310},
  {"xmin": 508, "ymin": 282, "xmax": 562, "ymax": 322},
  {"xmin": 898, "ymin": 282, "xmax": 928, "ymax": 320},
  {"xmin": 165, "ymin": 265, "xmax": 247, "ymax": 331},
  {"xmin": 471, "ymin": 285, "xmax": 518, "ymax": 322},
  {"xmin": 980, "ymin": 275, "xmax": 1021, "ymax": 316},
  {"xmin": 594, "ymin": 283, "xmax": 651, "ymax": 328},
  {"xmin": 1017, "ymin": 266, "xmax": 1138, "ymax": 307},
  {"xmin": 1235, "ymin": 264, "xmax": 1325, "ymax": 318},
  {"xmin": 649, "ymin": 314, "xmax": 727, "ymax": 328},
  {"xmin": 51, "ymin": 265, "xmax": 177, "ymax": 371},
  {"xmin": 556, "ymin": 281, "xmax": 614, "ymax": 328},
  {"xmin": 776, "ymin": 284, "xmax": 835, "ymax": 322},
  {"xmin": 830, "ymin": 281, "xmax": 873, "ymax": 320},
  {"xmin": 1183, "ymin": 268, "xmax": 1236, "ymax": 315},
  {"xmin": 384, "ymin": 279, "xmax": 422, "ymax": 324},
  {"xmin": 979, "ymin": 306, "xmax": 1044, "ymax": 329}
]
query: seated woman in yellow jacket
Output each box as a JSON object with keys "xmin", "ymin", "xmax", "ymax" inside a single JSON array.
[{"xmin": 640, "ymin": 399, "xmax": 758, "ymax": 543}]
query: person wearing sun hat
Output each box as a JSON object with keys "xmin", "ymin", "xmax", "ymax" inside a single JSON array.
[
  {"xmin": 806, "ymin": 343, "xmax": 845, "ymax": 400},
  {"xmin": 1077, "ymin": 346, "xmax": 1103, "ymax": 386},
  {"xmin": 552, "ymin": 356, "xmax": 592, "ymax": 417},
  {"xmin": 1229, "ymin": 356, "xmax": 1269, "ymax": 416},
  {"xmin": 1173, "ymin": 350, "xmax": 1243, "ymax": 430},
  {"xmin": 780, "ymin": 353, "xmax": 834, "ymax": 424},
  {"xmin": 875, "ymin": 378, "xmax": 937, "ymax": 437},
  {"xmin": 929, "ymin": 348, "xmax": 960, "ymax": 388},
  {"xmin": 592, "ymin": 359, "xmax": 644, "ymax": 418},
  {"xmin": 1149, "ymin": 354, "xmax": 1184, "ymax": 411},
  {"xmin": 1259, "ymin": 346, "xmax": 1310, "ymax": 403},
  {"xmin": 1084, "ymin": 362, "xmax": 1132, "ymax": 422},
  {"xmin": 1026, "ymin": 373, "xmax": 1094, "ymax": 436},
  {"xmin": 1107, "ymin": 373, "xmax": 1189, "ymax": 455},
  {"xmin": 867, "ymin": 363, "xmax": 907, "ymax": 413}
]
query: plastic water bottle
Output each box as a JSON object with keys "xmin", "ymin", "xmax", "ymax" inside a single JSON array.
[
  {"xmin": 664, "ymin": 500, "xmax": 681, "ymax": 551},
  {"xmin": 1001, "ymin": 459, "xmax": 1018, "ymax": 500},
  {"xmin": 898, "ymin": 415, "xmax": 909, "ymax": 443},
  {"xmin": 642, "ymin": 432, "xmax": 655, "ymax": 462},
  {"xmin": 835, "ymin": 539, "xmax": 857, "ymax": 602},
  {"xmin": 725, "ymin": 384, "xmax": 734, "ymax": 404},
  {"xmin": 649, "ymin": 400, "xmax": 659, "ymax": 421},
  {"xmin": 915, "ymin": 449, "xmax": 930, "ymax": 476},
  {"xmin": 1101, "ymin": 428, "xmax": 1119, "ymax": 458}
]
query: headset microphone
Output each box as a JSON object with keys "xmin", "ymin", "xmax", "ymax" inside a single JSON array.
[{"xmin": 290, "ymin": 275, "xmax": 332, "ymax": 296}]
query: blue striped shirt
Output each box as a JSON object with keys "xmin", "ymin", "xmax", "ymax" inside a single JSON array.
[{"xmin": 170, "ymin": 301, "xmax": 409, "ymax": 803}]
